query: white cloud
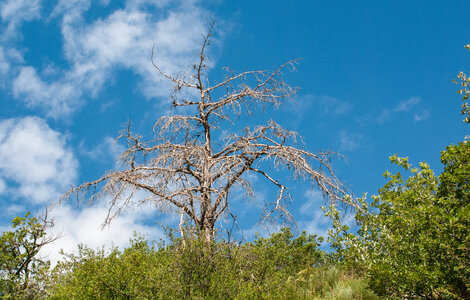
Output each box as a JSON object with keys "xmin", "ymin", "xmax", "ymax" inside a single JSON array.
[
  {"xmin": 42, "ymin": 201, "xmax": 163, "ymax": 264},
  {"xmin": 51, "ymin": 0, "xmax": 90, "ymax": 20},
  {"xmin": 0, "ymin": 0, "xmax": 41, "ymax": 40},
  {"xmin": 0, "ymin": 46, "xmax": 23, "ymax": 85},
  {"xmin": 13, "ymin": 67, "xmax": 79, "ymax": 118},
  {"xmin": 11, "ymin": 0, "xmax": 212, "ymax": 118},
  {"xmin": 395, "ymin": 97, "xmax": 420, "ymax": 112},
  {"xmin": 339, "ymin": 130, "xmax": 362, "ymax": 152},
  {"xmin": 0, "ymin": 0, "xmax": 41, "ymax": 21},
  {"xmin": 0, "ymin": 117, "xmax": 78, "ymax": 203},
  {"xmin": 0, "ymin": 177, "xmax": 5, "ymax": 194},
  {"xmin": 64, "ymin": 3, "xmax": 208, "ymax": 98},
  {"xmin": 298, "ymin": 189, "xmax": 330, "ymax": 237}
]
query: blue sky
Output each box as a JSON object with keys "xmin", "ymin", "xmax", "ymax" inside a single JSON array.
[{"xmin": 0, "ymin": 0, "xmax": 468, "ymax": 260}]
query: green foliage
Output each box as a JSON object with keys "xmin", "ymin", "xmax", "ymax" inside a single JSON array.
[
  {"xmin": 435, "ymin": 141, "xmax": 470, "ymax": 298},
  {"xmin": 46, "ymin": 228, "xmax": 375, "ymax": 299},
  {"xmin": 439, "ymin": 141, "xmax": 470, "ymax": 201},
  {"xmin": 49, "ymin": 235, "xmax": 172, "ymax": 299},
  {"xmin": 327, "ymin": 141, "xmax": 470, "ymax": 299},
  {"xmin": 234, "ymin": 228, "xmax": 326, "ymax": 299},
  {"xmin": 0, "ymin": 212, "xmax": 53, "ymax": 299},
  {"xmin": 455, "ymin": 44, "xmax": 470, "ymax": 123}
]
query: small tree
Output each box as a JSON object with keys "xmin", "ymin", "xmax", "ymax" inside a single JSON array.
[
  {"xmin": 0, "ymin": 211, "xmax": 59, "ymax": 298},
  {"xmin": 455, "ymin": 44, "xmax": 470, "ymax": 124},
  {"xmin": 64, "ymin": 23, "xmax": 350, "ymax": 242}
]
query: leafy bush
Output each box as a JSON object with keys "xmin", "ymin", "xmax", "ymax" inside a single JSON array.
[
  {"xmin": 327, "ymin": 141, "xmax": 470, "ymax": 299},
  {"xmin": 46, "ymin": 228, "xmax": 375, "ymax": 299},
  {"xmin": 49, "ymin": 236, "xmax": 174, "ymax": 299}
]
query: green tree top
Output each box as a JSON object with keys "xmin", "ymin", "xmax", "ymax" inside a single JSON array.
[{"xmin": 455, "ymin": 44, "xmax": 470, "ymax": 123}]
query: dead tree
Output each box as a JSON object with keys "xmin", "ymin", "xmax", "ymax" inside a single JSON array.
[{"xmin": 64, "ymin": 24, "xmax": 352, "ymax": 242}]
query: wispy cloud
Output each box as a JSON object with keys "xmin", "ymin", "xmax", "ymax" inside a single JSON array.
[
  {"xmin": 3, "ymin": 0, "xmax": 214, "ymax": 118},
  {"xmin": 339, "ymin": 130, "xmax": 363, "ymax": 152},
  {"xmin": 294, "ymin": 94, "xmax": 352, "ymax": 117},
  {"xmin": 13, "ymin": 67, "xmax": 78, "ymax": 117},
  {"xmin": 394, "ymin": 96, "xmax": 420, "ymax": 112},
  {"xmin": 375, "ymin": 108, "xmax": 391, "ymax": 123},
  {"xmin": 413, "ymin": 109, "xmax": 430, "ymax": 122},
  {"xmin": 368, "ymin": 97, "xmax": 430, "ymax": 124},
  {"xmin": 0, "ymin": 0, "xmax": 41, "ymax": 40},
  {"xmin": 0, "ymin": 46, "xmax": 23, "ymax": 84},
  {"xmin": 394, "ymin": 97, "xmax": 430, "ymax": 122},
  {"xmin": 298, "ymin": 189, "xmax": 330, "ymax": 237},
  {"xmin": 317, "ymin": 95, "xmax": 353, "ymax": 115}
]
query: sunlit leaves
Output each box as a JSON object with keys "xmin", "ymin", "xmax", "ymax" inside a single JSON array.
[
  {"xmin": 326, "ymin": 142, "xmax": 470, "ymax": 298},
  {"xmin": 455, "ymin": 44, "xmax": 470, "ymax": 124}
]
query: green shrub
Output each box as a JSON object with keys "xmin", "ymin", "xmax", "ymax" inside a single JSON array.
[
  {"xmin": 46, "ymin": 228, "xmax": 376, "ymax": 299},
  {"xmin": 326, "ymin": 141, "xmax": 470, "ymax": 299}
]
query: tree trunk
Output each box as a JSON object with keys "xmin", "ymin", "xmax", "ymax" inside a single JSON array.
[{"xmin": 201, "ymin": 216, "xmax": 214, "ymax": 244}]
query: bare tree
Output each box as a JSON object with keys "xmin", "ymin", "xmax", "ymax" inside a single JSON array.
[{"xmin": 63, "ymin": 23, "xmax": 352, "ymax": 242}]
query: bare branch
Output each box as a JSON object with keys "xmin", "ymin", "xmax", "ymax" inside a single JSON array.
[{"xmin": 151, "ymin": 44, "xmax": 197, "ymax": 89}]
